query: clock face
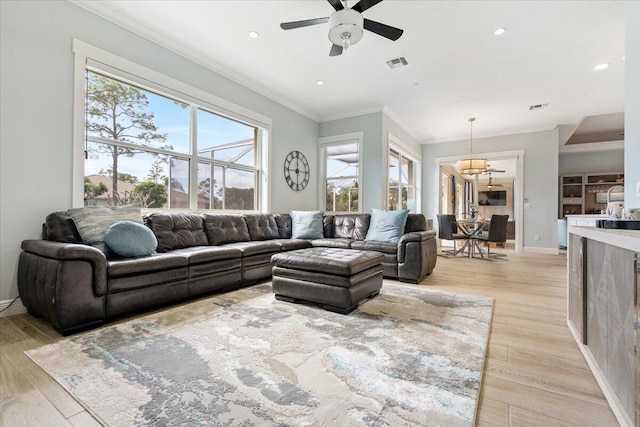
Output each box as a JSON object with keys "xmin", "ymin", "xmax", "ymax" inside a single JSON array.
[{"xmin": 283, "ymin": 150, "xmax": 310, "ymax": 191}]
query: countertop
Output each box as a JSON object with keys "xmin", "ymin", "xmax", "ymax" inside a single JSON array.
[{"xmin": 568, "ymin": 225, "xmax": 640, "ymax": 252}]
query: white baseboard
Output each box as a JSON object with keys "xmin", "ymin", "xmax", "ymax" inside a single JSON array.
[
  {"xmin": 0, "ymin": 297, "xmax": 27, "ymax": 317},
  {"xmin": 523, "ymin": 246, "xmax": 559, "ymax": 255}
]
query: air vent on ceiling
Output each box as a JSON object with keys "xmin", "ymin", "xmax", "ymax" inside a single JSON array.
[
  {"xmin": 529, "ymin": 103, "xmax": 549, "ymax": 110},
  {"xmin": 386, "ymin": 57, "xmax": 409, "ymax": 69}
]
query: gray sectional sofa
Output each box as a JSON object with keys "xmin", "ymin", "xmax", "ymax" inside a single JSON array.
[{"xmin": 18, "ymin": 211, "xmax": 437, "ymax": 335}]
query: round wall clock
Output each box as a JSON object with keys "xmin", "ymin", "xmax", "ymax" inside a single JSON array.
[{"xmin": 284, "ymin": 150, "xmax": 310, "ymax": 191}]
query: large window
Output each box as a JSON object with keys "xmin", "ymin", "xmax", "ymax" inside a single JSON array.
[
  {"xmin": 320, "ymin": 136, "xmax": 361, "ymax": 213},
  {"xmin": 83, "ymin": 71, "xmax": 260, "ymax": 211},
  {"xmin": 388, "ymin": 146, "xmax": 419, "ymax": 212}
]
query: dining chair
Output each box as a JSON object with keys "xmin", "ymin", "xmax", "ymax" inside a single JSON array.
[
  {"xmin": 436, "ymin": 214, "xmax": 470, "ymax": 256},
  {"xmin": 472, "ymin": 214, "xmax": 509, "ymax": 260}
]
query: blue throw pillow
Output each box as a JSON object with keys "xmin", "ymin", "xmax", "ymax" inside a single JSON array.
[
  {"xmin": 365, "ymin": 209, "xmax": 410, "ymax": 244},
  {"xmin": 290, "ymin": 210, "xmax": 324, "ymax": 239},
  {"xmin": 104, "ymin": 221, "xmax": 158, "ymax": 257}
]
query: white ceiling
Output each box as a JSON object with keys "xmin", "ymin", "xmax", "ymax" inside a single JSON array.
[{"xmin": 73, "ymin": 0, "xmax": 626, "ymax": 144}]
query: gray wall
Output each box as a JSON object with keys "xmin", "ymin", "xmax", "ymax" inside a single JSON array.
[
  {"xmin": 559, "ymin": 150, "xmax": 624, "ymax": 176},
  {"xmin": 319, "ymin": 113, "xmax": 383, "ymax": 212},
  {"xmin": 422, "ymin": 129, "xmax": 559, "ymax": 250},
  {"xmin": 0, "ymin": 1, "xmax": 319, "ymax": 302},
  {"xmin": 381, "ymin": 113, "xmax": 422, "ymax": 156},
  {"xmin": 625, "ymin": 2, "xmax": 640, "ymax": 208}
]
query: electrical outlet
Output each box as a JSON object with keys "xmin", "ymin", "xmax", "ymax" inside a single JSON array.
[{"xmin": 534, "ymin": 234, "xmax": 541, "ymax": 241}]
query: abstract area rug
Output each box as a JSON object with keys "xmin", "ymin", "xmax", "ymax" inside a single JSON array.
[{"xmin": 26, "ymin": 283, "xmax": 493, "ymax": 426}]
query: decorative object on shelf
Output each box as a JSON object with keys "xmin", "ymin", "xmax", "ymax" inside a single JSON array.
[
  {"xmin": 569, "ymin": 189, "xmax": 575, "ymax": 197},
  {"xmin": 283, "ymin": 150, "xmax": 310, "ymax": 191},
  {"xmin": 457, "ymin": 118, "xmax": 488, "ymax": 175},
  {"xmin": 279, "ymin": 0, "xmax": 403, "ymax": 57}
]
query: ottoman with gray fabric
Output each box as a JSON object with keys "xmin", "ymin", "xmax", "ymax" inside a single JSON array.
[{"xmin": 271, "ymin": 247, "xmax": 384, "ymax": 314}]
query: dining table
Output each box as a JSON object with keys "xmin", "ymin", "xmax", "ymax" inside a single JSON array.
[{"xmin": 455, "ymin": 218, "xmax": 489, "ymax": 258}]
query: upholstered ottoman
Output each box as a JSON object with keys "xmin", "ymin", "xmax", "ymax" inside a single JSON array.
[{"xmin": 271, "ymin": 247, "xmax": 384, "ymax": 314}]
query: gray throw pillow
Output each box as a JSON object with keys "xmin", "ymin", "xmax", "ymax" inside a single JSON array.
[
  {"xmin": 68, "ymin": 204, "xmax": 143, "ymax": 253},
  {"xmin": 290, "ymin": 210, "xmax": 324, "ymax": 239},
  {"xmin": 365, "ymin": 208, "xmax": 409, "ymax": 244},
  {"xmin": 104, "ymin": 221, "xmax": 157, "ymax": 257}
]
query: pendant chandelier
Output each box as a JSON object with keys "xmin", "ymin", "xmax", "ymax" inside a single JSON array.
[{"xmin": 457, "ymin": 117, "xmax": 488, "ymax": 175}]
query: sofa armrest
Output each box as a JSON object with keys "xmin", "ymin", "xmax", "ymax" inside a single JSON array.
[
  {"xmin": 398, "ymin": 230, "xmax": 436, "ymax": 245},
  {"xmin": 21, "ymin": 240, "xmax": 108, "ymax": 296},
  {"xmin": 397, "ymin": 231, "xmax": 437, "ymax": 283}
]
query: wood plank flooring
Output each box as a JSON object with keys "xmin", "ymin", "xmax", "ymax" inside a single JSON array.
[{"xmin": 0, "ymin": 250, "xmax": 619, "ymax": 426}]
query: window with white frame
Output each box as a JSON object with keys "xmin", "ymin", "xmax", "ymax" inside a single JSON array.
[
  {"xmin": 83, "ymin": 70, "xmax": 261, "ymax": 211},
  {"xmin": 320, "ymin": 139, "xmax": 360, "ymax": 213},
  {"xmin": 388, "ymin": 146, "xmax": 419, "ymax": 212}
]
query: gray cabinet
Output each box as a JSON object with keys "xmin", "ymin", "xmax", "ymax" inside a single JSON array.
[
  {"xmin": 568, "ymin": 234, "xmax": 586, "ymax": 342},
  {"xmin": 585, "ymin": 239, "xmax": 636, "ymax": 422}
]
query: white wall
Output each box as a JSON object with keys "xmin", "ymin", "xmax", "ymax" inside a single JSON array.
[
  {"xmin": 319, "ymin": 113, "xmax": 383, "ymax": 212},
  {"xmin": 0, "ymin": 1, "xmax": 319, "ymax": 302},
  {"xmin": 625, "ymin": 2, "xmax": 640, "ymax": 208},
  {"xmin": 422, "ymin": 129, "xmax": 559, "ymax": 250},
  {"xmin": 559, "ymin": 150, "xmax": 624, "ymax": 175}
]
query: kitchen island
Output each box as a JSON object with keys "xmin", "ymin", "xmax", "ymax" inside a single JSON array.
[{"xmin": 568, "ymin": 226, "xmax": 639, "ymax": 427}]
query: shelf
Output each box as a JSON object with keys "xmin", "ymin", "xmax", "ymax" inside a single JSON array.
[{"xmin": 559, "ymin": 172, "xmax": 623, "ymax": 218}]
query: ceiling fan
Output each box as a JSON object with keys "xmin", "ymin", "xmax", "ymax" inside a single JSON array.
[
  {"xmin": 280, "ymin": 0, "xmax": 404, "ymax": 56},
  {"xmin": 486, "ymin": 173, "xmax": 504, "ymax": 189},
  {"xmin": 484, "ymin": 164, "xmax": 506, "ymax": 174}
]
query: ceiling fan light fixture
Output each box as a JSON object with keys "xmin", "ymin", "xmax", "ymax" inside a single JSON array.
[{"xmin": 328, "ymin": 9, "xmax": 364, "ymax": 49}]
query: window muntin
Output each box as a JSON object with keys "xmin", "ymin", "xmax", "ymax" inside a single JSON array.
[
  {"xmin": 388, "ymin": 147, "xmax": 418, "ymax": 212},
  {"xmin": 84, "ymin": 71, "xmax": 259, "ymax": 211},
  {"xmin": 324, "ymin": 142, "xmax": 359, "ymax": 213}
]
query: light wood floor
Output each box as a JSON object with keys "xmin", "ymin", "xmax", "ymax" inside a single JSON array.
[{"xmin": 0, "ymin": 250, "xmax": 619, "ymax": 426}]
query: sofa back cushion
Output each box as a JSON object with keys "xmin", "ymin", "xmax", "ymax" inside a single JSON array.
[
  {"xmin": 332, "ymin": 214, "xmax": 370, "ymax": 240},
  {"xmin": 44, "ymin": 211, "xmax": 82, "ymax": 243},
  {"xmin": 274, "ymin": 214, "xmax": 292, "ymax": 239},
  {"xmin": 144, "ymin": 213, "xmax": 208, "ymax": 252},
  {"xmin": 203, "ymin": 214, "xmax": 250, "ymax": 245},
  {"xmin": 322, "ymin": 215, "xmax": 334, "ymax": 238},
  {"xmin": 405, "ymin": 214, "xmax": 427, "ymax": 233},
  {"xmin": 243, "ymin": 214, "xmax": 280, "ymax": 241}
]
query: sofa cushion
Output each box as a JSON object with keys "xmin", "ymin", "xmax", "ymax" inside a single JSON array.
[
  {"xmin": 243, "ymin": 214, "xmax": 280, "ymax": 241},
  {"xmin": 333, "ymin": 214, "xmax": 370, "ymax": 240},
  {"xmin": 310, "ymin": 238, "xmax": 353, "ymax": 249},
  {"xmin": 223, "ymin": 241, "xmax": 281, "ymax": 256},
  {"xmin": 145, "ymin": 213, "xmax": 208, "ymax": 252},
  {"xmin": 203, "ymin": 214, "xmax": 250, "ymax": 245},
  {"xmin": 107, "ymin": 252, "xmax": 188, "ymax": 277},
  {"xmin": 104, "ymin": 221, "xmax": 157, "ymax": 258},
  {"xmin": 169, "ymin": 246, "xmax": 243, "ymax": 265},
  {"xmin": 322, "ymin": 215, "xmax": 334, "ymax": 238},
  {"xmin": 45, "ymin": 211, "xmax": 82, "ymax": 243},
  {"xmin": 291, "ymin": 210, "xmax": 324, "ymax": 239},
  {"xmin": 68, "ymin": 204, "xmax": 143, "ymax": 254},
  {"xmin": 365, "ymin": 209, "xmax": 409, "ymax": 244},
  {"xmin": 350, "ymin": 240, "xmax": 397, "ymax": 254},
  {"xmin": 405, "ymin": 214, "xmax": 427, "ymax": 233},
  {"xmin": 274, "ymin": 214, "xmax": 292, "ymax": 239},
  {"xmin": 271, "ymin": 239, "xmax": 313, "ymax": 251}
]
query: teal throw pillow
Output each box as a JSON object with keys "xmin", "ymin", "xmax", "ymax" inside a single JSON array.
[
  {"xmin": 104, "ymin": 221, "xmax": 158, "ymax": 257},
  {"xmin": 68, "ymin": 204, "xmax": 143, "ymax": 253},
  {"xmin": 365, "ymin": 209, "xmax": 410, "ymax": 244},
  {"xmin": 291, "ymin": 210, "xmax": 324, "ymax": 239}
]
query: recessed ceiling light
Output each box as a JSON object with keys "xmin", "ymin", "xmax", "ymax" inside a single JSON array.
[
  {"xmin": 316, "ymin": 80, "xmax": 324, "ymax": 85},
  {"xmin": 248, "ymin": 31, "xmax": 259, "ymax": 38},
  {"xmin": 594, "ymin": 63, "xmax": 609, "ymax": 71},
  {"xmin": 494, "ymin": 28, "xmax": 506, "ymax": 35}
]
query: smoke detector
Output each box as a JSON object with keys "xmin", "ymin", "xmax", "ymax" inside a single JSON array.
[{"xmin": 386, "ymin": 57, "xmax": 409, "ymax": 69}]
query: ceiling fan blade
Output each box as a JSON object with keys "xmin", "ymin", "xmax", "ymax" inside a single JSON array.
[
  {"xmin": 327, "ymin": 0, "xmax": 344, "ymax": 11},
  {"xmin": 280, "ymin": 17, "xmax": 329, "ymax": 30},
  {"xmin": 330, "ymin": 44, "xmax": 343, "ymax": 56},
  {"xmin": 363, "ymin": 19, "xmax": 403, "ymax": 41},
  {"xmin": 352, "ymin": 0, "xmax": 383, "ymax": 13}
]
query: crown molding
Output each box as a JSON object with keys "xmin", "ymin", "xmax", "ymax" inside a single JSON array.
[
  {"xmin": 69, "ymin": 0, "xmax": 320, "ymax": 122},
  {"xmin": 319, "ymin": 105, "xmax": 385, "ymax": 123},
  {"xmin": 422, "ymin": 124, "xmax": 559, "ymax": 145},
  {"xmin": 381, "ymin": 106, "xmax": 422, "ymax": 143},
  {"xmin": 559, "ymin": 140, "xmax": 624, "ymax": 153}
]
